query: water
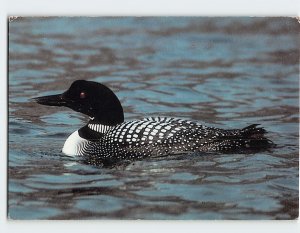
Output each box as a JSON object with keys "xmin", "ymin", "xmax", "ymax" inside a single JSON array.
[{"xmin": 8, "ymin": 17, "xmax": 299, "ymax": 220}]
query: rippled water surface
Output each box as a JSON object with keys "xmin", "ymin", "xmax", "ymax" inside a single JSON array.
[{"xmin": 8, "ymin": 17, "xmax": 299, "ymax": 220}]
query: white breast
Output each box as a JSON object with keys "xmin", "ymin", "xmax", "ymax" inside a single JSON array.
[{"xmin": 62, "ymin": 130, "xmax": 89, "ymax": 156}]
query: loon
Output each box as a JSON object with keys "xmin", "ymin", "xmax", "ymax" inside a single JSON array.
[{"xmin": 33, "ymin": 80, "xmax": 273, "ymax": 165}]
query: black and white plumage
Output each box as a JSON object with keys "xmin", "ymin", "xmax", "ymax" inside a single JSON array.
[{"xmin": 33, "ymin": 80, "xmax": 274, "ymax": 165}]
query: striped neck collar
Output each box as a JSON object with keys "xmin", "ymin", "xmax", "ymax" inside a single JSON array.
[
  {"xmin": 78, "ymin": 121, "xmax": 114, "ymax": 140},
  {"xmin": 87, "ymin": 122, "xmax": 112, "ymax": 134}
]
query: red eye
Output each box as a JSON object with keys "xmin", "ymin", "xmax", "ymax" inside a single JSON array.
[{"xmin": 80, "ymin": 92, "xmax": 86, "ymax": 99}]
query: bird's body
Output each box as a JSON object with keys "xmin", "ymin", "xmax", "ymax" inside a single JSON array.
[{"xmin": 33, "ymin": 80, "xmax": 274, "ymax": 165}]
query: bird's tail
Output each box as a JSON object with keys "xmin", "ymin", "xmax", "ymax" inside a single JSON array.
[
  {"xmin": 238, "ymin": 124, "xmax": 274, "ymax": 150},
  {"xmin": 215, "ymin": 124, "xmax": 275, "ymax": 152}
]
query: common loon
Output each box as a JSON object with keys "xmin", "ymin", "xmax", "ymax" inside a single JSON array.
[{"xmin": 33, "ymin": 80, "xmax": 273, "ymax": 165}]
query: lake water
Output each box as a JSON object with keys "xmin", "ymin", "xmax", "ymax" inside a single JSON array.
[{"xmin": 8, "ymin": 17, "xmax": 299, "ymax": 220}]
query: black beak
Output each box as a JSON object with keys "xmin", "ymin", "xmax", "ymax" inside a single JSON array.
[{"xmin": 32, "ymin": 94, "xmax": 68, "ymax": 106}]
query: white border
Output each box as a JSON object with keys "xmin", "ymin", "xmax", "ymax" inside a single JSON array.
[
  {"xmin": 5, "ymin": 0, "xmax": 300, "ymax": 16},
  {"xmin": 2, "ymin": 0, "xmax": 299, "ymax": 233}
]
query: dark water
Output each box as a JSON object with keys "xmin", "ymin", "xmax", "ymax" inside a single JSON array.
[{"xmin": 8, "ymin": 17, "xmax": 299, "ymax": 220}]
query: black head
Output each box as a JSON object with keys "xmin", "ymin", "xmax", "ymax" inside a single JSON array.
[{"xmin": 33, "ymin": 80, "xmax": 124, "ymax": 125}]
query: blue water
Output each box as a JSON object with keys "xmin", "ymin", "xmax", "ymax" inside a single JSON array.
[{"xmin": 8, "ymin": 17, "xmax": 299, "ymax": 220}]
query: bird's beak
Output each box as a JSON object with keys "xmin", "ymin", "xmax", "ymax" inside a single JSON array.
[{"xmin": 32, "ymin": 93, "xmax": 68, "ymax": 106}]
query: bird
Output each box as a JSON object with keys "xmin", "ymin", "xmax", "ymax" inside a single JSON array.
[{"xmin": 33, "ymin": 80, "xmax": 274, "ymax": 166}]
